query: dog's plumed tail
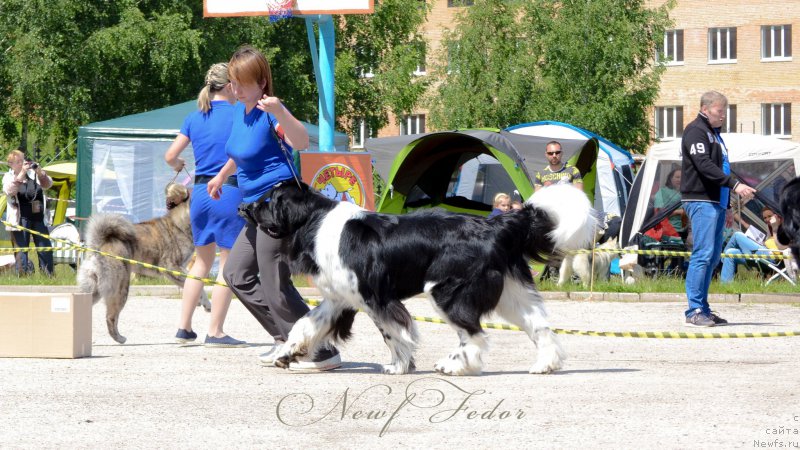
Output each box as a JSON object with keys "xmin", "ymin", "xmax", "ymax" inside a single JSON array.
[
  {"xmin": 84, "ymin": 214, "xmax": 138, "ymax": 256},
  {"xmin": 78, "ymin": 214, "xmax": 137, "ymax": 298},
  {"xmin": 527, "ymin": 184, "xmax": 598, "ymax": 256}
]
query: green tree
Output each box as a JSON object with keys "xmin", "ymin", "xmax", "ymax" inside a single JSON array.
[
  {"xmin": 0, "ymin": 0, "xmax": 428, "ymax": 158},
  {"xmin": 335, "ymin": 0, "xmax": 430, "ymax": 135},
  {"xmin": 429, "ymin": 0, "xmax": 673, "ymax": 152}
]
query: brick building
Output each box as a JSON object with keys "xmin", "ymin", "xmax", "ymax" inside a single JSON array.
[
  {"xmin": 353, "ymin": 0, "xmax": 798, "ymax": 148},
  {"xmin": 648, "ymin": 0, "xmax": 798, "ymax": 145}
]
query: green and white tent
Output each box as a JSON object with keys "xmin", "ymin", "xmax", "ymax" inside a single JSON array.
[{"xmin": 367, "ymin": 128, "xmax": 599, "ymax": 215}]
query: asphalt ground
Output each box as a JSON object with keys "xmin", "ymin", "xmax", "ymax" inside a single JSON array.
[{"xmin": 2, "ymin": 291, "xmax": 800, "ymax": 449}]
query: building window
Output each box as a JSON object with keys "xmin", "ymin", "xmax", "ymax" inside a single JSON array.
[
  {"xmin": 400, "ymin": 114, "xmax": 426, "ymax": 135},
  {"xmin": 762, "ymin": 25, "xmax": 792, "ymax": 60},
  {"xmin": 447, "ymin": 0, "xmax": 474, "ymax": 6},
  {"xmin": 414, "ymin": 42, "xmax": 427, "ymax": 76},
  {"xmin": 722, "ymin": 105, "xmax": 737, "ymax": 133},
  {"xmin": 708, "ymin": 27, "xmax": 737, "ymax": 63},
  {"xmin": 762, "ymin": 103, "xmax": 792, "ymax": 137},
  {"xmin": 655, "ymin": 106, "xmax": 684, "ymax": 140},
  {"xmin": 657, "ymin": 29, "xmax": 684, "ymax": 64},
  {"xmin": 352, "ymin": 118, "xmax": 373, "ymax": 149}
]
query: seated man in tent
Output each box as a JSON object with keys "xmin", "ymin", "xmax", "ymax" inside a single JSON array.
[{"xmin": 534, "ymin": 140, "xmax": 583, "ymax": 192}]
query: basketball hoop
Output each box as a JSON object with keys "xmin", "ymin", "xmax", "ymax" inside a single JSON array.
[{"xmin": 266, "ymin": 0, "xmax": 293, "ymax": 22}]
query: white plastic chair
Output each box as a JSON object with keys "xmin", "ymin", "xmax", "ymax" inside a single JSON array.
[{"xmin": 763, "ymin": 248, "xmax": 797, "ymax": 286}]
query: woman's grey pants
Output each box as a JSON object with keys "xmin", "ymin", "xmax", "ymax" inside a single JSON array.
[{"xmin": 223, "ymin": 222, "xmax": 310, "ymax": 342}]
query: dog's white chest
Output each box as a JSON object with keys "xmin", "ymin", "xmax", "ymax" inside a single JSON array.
[{"xmin": 312, "ymin": 203, "xmax": 365, "ymax": 308}]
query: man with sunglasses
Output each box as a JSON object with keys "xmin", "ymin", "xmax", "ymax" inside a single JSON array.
[{"xmin": 533, "ymin": 140, "xmax": 583, "ymax": 192}]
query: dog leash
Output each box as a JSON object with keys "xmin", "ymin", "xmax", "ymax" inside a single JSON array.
[{"xmin": 270, "ymin": 122, "xmax": 303, "ymax": 190}]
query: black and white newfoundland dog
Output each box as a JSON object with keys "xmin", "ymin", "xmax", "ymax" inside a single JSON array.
[
  {"xmin": 253, "ymin": 182, "xmax": 596, "ymax": 376},
  {"xmin": 778, "ymin": 176, "xmax": 800, "ymax": 267}
]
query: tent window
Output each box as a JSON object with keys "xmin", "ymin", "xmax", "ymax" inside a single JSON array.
[
  {"xmin": 445, "ymin": 154, "xmax": 517, "ymax": 207},
  {"xmin": 761, "ymin": 25, "xmax": 792, "ymax": 60},
  {"xmin": 730, "ymin": 159, "xmax": 796, "ymax": 232},
  {"xmin": 708, "ymin": 27, "xmax": 737, "ymax": 63},
  {"xmin": 400, "ymin": 114, "xmax": 426, "ymax": 135},
  {"xmin": 722, "ymin": 104, "xmax": 737, "ymax": 133},
  {"xmin": 657, "ymin": 29, "xmax": 684, "ymax": 65},
  {"xmin": 762, "ymin": 103, "xmax": 792, "ymax": 137},
  {"xmin": 655, "ymin": 106, "xmax": 684, "ymax": 140}
]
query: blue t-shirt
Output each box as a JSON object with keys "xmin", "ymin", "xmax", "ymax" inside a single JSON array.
[
  {"xmin": 179, "ymin": 100, "xmax": 235, "ymax": 176},
  {"xmin": 225, "ymin": 102, "xmax": 294, "ymax": 202}
]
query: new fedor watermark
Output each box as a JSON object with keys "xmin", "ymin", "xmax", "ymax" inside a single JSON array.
[{"xmin": 275, "ymin": 376, "xmax": 526, "ymax": 436}]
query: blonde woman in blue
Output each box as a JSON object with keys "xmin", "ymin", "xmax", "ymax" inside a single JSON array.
[{"xmin": 165, "ymin": 63, "xmax": 246, "ymax": 347}]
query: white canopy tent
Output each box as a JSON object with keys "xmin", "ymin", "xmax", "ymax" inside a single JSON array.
[{"xmin": 620, "ymin": 133, "xmax": 800, "ymax": 248}]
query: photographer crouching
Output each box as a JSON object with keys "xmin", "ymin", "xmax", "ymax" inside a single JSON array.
[{"xmin": 2, "ymin": 150, "xmax": 54, "ymax": 276}]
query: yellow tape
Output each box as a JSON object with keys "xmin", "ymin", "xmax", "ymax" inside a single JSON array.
[
  {"xmin": 304, "ymin": 299, "xmax": 800, "ymax": 339},
  {"xmin": 0, "ymin": 247, "xmax": 65, "ymax": 252},
  {"xmin": 571, "ymin": 247, "xmax": 791, "ymax": 260},
  {"xmin": 1, "ymin": 220, "xmax": 225, "ymax": 287}
]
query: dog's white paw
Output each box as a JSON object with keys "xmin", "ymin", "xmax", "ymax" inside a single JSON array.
[
  {"xmin": 434, "ymin": 354, "xmax": 480, "ymax": 376},
  {"xmin": 274, "ymin": 343, "xmax": 303, "ymax": 369},
  {"xmin": 528, "ymin": 358, "xmax": 562, "ymax": 374},
  {"xmin": 382, "ymin": 360, "xmax": 415, "ymax": 375}
]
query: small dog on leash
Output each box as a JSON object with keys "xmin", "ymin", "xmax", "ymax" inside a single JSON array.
[
  {"xmin": 77, "ymin": 184, "xmax": 208, "ymax": 343},
  {"xmin": 777, "ymin": 176, "xmax": 800, "ymax": 267}
]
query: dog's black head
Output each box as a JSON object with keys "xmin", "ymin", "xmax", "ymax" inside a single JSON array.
[{"xmin": 252, "ymin": 181, "xmax": 328, "ymax": 239}]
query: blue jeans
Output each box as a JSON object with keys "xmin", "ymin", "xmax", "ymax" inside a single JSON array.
[
  {"xmin": 683, "ymin": 201, "xmax": 726, "ymax": 317},
  {"xmin": 720, "ymin": 231, "xmax": 774, "ymax": 283},
  {"xmin": 11, "ymin": 217, "xmax": 54, "ymax": 276}
]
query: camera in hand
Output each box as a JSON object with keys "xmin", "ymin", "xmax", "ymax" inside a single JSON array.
[{"xmin": 25, "ymin": 158, "xmax": 38, "ymax": 170}]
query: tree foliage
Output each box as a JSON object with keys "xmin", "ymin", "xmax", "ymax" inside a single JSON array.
[
  {"xmin": 429, "ymin": 0, "xmax": 674, "ymax": 152},
  {"xmin": 0, "ymin": 0, "xmax": 428, "ymax": 159},
  {"xmin": 335, "ymin": 0, "xmax": 430, "ymax": 135}
]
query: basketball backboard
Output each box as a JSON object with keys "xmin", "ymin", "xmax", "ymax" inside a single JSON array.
[{"xmin": 204, "ymin": 0, "xmax": 374, "ymax": 17}]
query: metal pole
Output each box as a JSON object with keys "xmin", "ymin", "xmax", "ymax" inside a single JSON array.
[{"xmin": 317, "ymin": 15, "xmax": 335, "ymax": 152}]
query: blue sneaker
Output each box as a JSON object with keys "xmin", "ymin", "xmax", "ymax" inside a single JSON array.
[
  {"xmin": 204, "ymin": 335, "xmax": 247, "ymax": 348},
  {"xmin": 175, "ymin": 329, "xmax": 198, "ymax": 344}
]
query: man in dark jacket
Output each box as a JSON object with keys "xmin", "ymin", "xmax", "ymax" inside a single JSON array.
[{"xmin": 681, "ymin": 91, "xmax": 757, "ymax": 327}]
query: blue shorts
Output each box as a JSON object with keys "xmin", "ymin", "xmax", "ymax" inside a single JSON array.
[{"xmin": 190, "ymin": 183, "xmax": 245, "ymax": 249}]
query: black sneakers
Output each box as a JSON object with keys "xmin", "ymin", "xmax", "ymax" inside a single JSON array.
[
  {"xmin": 708, "ymin": 311, "xmax": 728, "ymax": 325},
  {"xmin": 289, "ymin": 346, "xmax": 342, "ymax": 371},
  {"xmin": 685, "ymin": 309, "xmax": 715, "ymax": 327}
]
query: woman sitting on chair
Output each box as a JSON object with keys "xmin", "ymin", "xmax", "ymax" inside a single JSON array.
[{"xmin": 720, "ymin": 207, "xmax": 788, "ymax": 283}]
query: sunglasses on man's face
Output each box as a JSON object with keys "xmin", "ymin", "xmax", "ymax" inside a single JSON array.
[{"xmin": 547, "ymin": 151, "xmax": 562, "ymax": 156}]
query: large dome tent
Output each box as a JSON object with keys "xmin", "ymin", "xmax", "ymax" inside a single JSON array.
[{"xmin": 366, "ymin": 129, "xmax": 599, "ymax": 215}]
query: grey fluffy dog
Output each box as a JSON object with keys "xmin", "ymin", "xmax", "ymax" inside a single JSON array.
[{"xmin": 78, "ymin": 184, "xmax": 208, "ymax": 343}]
